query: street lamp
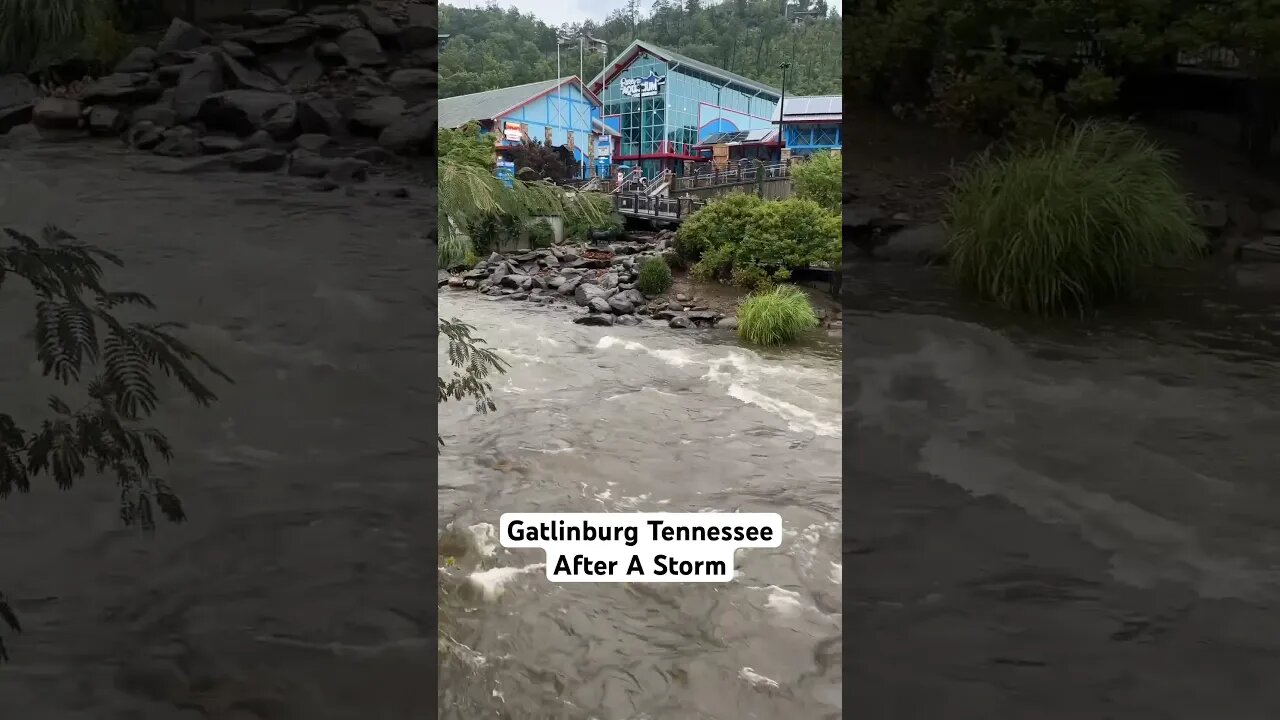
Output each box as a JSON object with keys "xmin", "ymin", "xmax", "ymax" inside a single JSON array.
[{"xmin": 778, "ymin": 61, "xmax": 791, "ymax": 160}]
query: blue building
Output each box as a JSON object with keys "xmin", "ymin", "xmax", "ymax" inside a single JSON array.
[
  {"xmin": 439, "ymin": 76, "xmax": 619, "ymax": 182},
  {"xmin": 773, "ymin": 95, "xmax": 842, "ymax": 158},
  {"xmin": 589, "ymin": 40, "xmax": 781, "ymax": 178}
]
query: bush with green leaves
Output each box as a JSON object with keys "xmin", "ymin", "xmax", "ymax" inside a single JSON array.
[
  {"xmin": 637, "ymin": 256, "xmax": 673, "ymax": 295},
  {"xmin": 0, "ymin": 225, "xmax": 231, "ymax": 661},
  {"xmin": 736, "ymin": 284, "xmax": 820, "ymax": 346},
  {"xmin": 737, "ymin": 198, "xmax": 841, "ymax": 272},
  {"xmin": 790, "ymin": 151, "xmax": 841, "ymax": 211},
  {"xmin": 673, "ymin": 192, "xmax": 763, "ymax": 262},
  {"xmin": 946, "ymin": 121, "xmax": 1204, "ymax": 316}
]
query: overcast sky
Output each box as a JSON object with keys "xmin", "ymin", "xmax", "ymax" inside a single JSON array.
[{"xmin": 445, "ymin": 1, "xmax": 838, "ymax": 29}]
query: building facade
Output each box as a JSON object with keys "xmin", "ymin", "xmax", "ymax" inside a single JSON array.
[
  {"xmin": 774, "ymin": 95, "xmax": 842, "ymax": 158},
  {"xmin": 439, "ymin": 76, "xmax": 617, "ymax": 183},
  {"xmin": 590, "ymin": 40, "xmax": 781, "ymax": 178}
]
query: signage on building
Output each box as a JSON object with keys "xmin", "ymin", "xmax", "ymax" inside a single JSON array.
[
  {"xmin": 503, "ymin": 122, "xmax": 525, "ymax": 142},
  {"xmin": 620, "ymin": 72, "xmax": 666, "ymax": 98},
  {"xmin": 595, "ymin": 136, "xmax": 612, "ymax": 158}
]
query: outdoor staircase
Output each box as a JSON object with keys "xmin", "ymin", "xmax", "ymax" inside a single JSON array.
[{"xmin": 645, "ymin": 169, "xmax": 673, "ymax": 198}]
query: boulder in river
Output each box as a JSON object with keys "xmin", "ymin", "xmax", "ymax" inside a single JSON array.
[
  {"xmin": 226, "ymin": 147, "xmax": 287, "ymax": 172},
  {"xmin": 337, "ymin": 28, "xmax": 386, "ymax": 67},
  {"xmin": 574, "ymin": 282, "xmax": 613, "ymax": 307},
  {"xmin": 125, "ymin": 121, "xmax": 163, "ymax": 150},
  {"xmin": 173, "ymin": 53, "xmax": 224, "ymax": 121},
  {"xmin": 32, "ymin": 98, "xmax": 82, "ymax": 129},
  {"xmin": 355, "ymin": 5, "xmax": 400, "ymax": 37},
  {"xmin": 156, "ymin": 18, "xmax": 212, "ymax": 56},
  {"xmin": 349, "ymin": 95, "xmax": 404, "ymax": 135},
  {"xmin": 87, "ymin": 105, "xmax": 126, "ymax": 135},
  {"xmin": 297, "ymin": 96, "xmax": 344, "ymax": 136},
  {"xmin": 0, "ymin": 74, "xmax": 37, "ymax": 133},
  {"xmin": 80, "ymin": 73, "xmax": 163, "ymax": 105},
  {"xmin": 378, "ymin": 108, "xmax": 434, "ymax": 154},
  {"xmin": 114, "ymin": 47, "xmax": 157, "ymax": 74},
  {"xmin": 575, "ymin": 314, "xmax": 615, "ymax": 326},
  {"xmin": 197, "ymin": 90, "xmax": 297, "ymax": 138},
  {"xmin": 230, "ymin": 22, "xmax": 319, "ymax": 52},
  {"xmin": 588, "ymin": 297, "xmax": 612, "ymax": 314}
]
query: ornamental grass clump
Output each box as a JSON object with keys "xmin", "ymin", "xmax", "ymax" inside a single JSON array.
[
  {"xmin": 736, "ymin": 284, "xmax": 819, "ymax": 346},
  {"xmin": 945, "ymin": 120, "xmax": 1204, "ymax": 317},
  {"xmin": 637, "ymin": 256, "xmax": 673, "ymax": 295}
]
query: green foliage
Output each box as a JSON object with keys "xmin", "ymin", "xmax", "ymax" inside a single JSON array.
[
  {"xmin": 637, "ymin": 256, "xmax": 673, "ymax": 295},
  {"xmin": 563, "ymin": 192, "xmax": 620, "ymax": 241},
  {"xmin": 526, "ymin": 219, "xmax": 554, "ymax": 248},
  {"xmin": 945, "ymin": 121, "xmax": 1204, "ymax": 316},
  {"xmin": 674, "ymin": 192, "xmax": 763, "ymax": 263},
  {"xmin": 684, "ymin": 196, "xmax": 838, "ymax": 283},
  {"xmin": 438, "ymin": 158, "xmax": 598, "ymax": 267},
  {"xmin": 438, "ymin": 319, "xmax": 508, "ymax": 449},
  {"xmin": 738, "ymin": 198, "xmax": 841, "ymax": 271},
  {"xmin": 439, "ymin": 123, "xmax": 496, "ymax": 169},
  {"xmin": 730, "ymin": 264, "xmax": 772, "ymax": 291},
  {"xmin": 0, "ymin": 225, "xmax": 231, "ymax": 661},
  {"xmin": 736, "ymin": 284, "xmax": 819, "ymax": 346},
  {"xmin": 440, "ymin": 0, "xmax": 841, "ymax": 99},
  {"xmin": 790, "ymin": 151, "xmax": 841, "ymax": 211},
  {"xmin": 0, "ymin": 0, "xmax": 137, "ymax": 74}
]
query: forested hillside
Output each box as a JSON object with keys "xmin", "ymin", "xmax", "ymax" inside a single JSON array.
[{"xmin": 439, "ymin": 0, "xmax": 840, "ymax": 98}]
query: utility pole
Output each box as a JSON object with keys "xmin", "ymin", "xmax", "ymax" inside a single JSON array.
[{"xmin": 778, "ymin": 61, "xmax": 790, "ymax": 161}]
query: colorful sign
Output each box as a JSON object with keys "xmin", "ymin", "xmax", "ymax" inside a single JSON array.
[
  {"xmin": 495, "ymin": 160, "xmax": 515, "ymax": 187},
  {"xmin": 595, "ymin": 136, "xmax": 612, "ymax": 158},
  {"xmin": 503, "ymin": 122, "xmax": 525, "ymax": 142},
  {"xmin": 620, "ymin": 72, "xmax": 666, "ymax": 99}
]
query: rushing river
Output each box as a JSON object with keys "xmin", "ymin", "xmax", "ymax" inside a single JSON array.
[
  {"xmin": 846, "ymin": 262, "xmax": 1280, "ymax": 717},
  {"xmin": 437, "ymin": 293, "xmax": 842, "ymax": 719}
]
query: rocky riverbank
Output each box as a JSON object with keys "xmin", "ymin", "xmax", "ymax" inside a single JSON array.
[
  {"xmin": 0, "ymin": 3, "xmax": 435, "ymax": 185},
  {"xmin": 440, "ymin": 236, "xmax": 742, "ymax": 330}
]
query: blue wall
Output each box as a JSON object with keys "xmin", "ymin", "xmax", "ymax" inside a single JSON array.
[
  {"xmin": 496, "ymin": 81, "xmax": 600, "ymax": 174},
  {"xmin": 784, "ymin": 123, "xmax": 841, "ymax": 155}
]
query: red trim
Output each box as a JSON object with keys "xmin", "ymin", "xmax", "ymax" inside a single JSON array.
[
  {"xmin": 490, "ymin": 77, "xmax": 602, "ymax": 122},
  {"xmin": 591, "ymin": 47, "xmax": 657, "ymax": 93}
]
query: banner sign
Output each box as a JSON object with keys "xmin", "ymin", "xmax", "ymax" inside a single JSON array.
[
  {"xmin": 620, "ymin": 72, "xmax": 666, "ymax": 99},
  {"xmin": 503, "ymin": 122, "xmax": 525, "ymax": 142},
  {"xmin": 595, "ymin": 136, "xmax": 612, "ymax": 158}
]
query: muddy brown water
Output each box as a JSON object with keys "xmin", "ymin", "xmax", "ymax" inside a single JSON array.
[
  {"xmin": 0, "ymin": 143, "xmax": 843, "ymax": 719},
  {"xmin": 1, "ymin": 144, "xmax": 434, "ymax": 719},
  {"xmin": 846, "ymin": 260, "xmax": 1280, "ymax": 718}
]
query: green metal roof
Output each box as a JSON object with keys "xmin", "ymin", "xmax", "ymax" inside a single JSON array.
[
  {"xmin": 440, "ymin": 77, "xmax": 586, "ymax": 129},
  {"xmin": 589, "ymin": 40, "xmax": 780, "ymax": 98}
]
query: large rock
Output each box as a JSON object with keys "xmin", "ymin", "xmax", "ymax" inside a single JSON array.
[
  {"xmin": 241, "ymin": 8, "xmax": 295, "ymax": 26},
  {"xmin": 574, "ymin": 283, "xmax": 613, "ymax": 307},
  {"xmin": 263, "ymin": 51, "xmax": 324, "ymax": 89},
  {"xmin": 152, "ymin": 125, "xmax": 200, "ymax": 157},
  {"xmin": 132, "ymin": 101, "xmax": 177, "ymax": 128},
  {"xmin": 219, "ymin": 40, "xmax": 255, "ymax": 61},
  {"xmin": 197, "ymin": 90, "xmax": 297, "ymax": 138},
  {"xmin": 32, "ymin": 98, "xmax": 82, "ymax": 129},
  {"xmin": 215, "ymin": 50, "xmax": 284, "ymax": 93},
  {"xmin": 0, "ymin": 74, "xmax": 37, "ymax": 133},
  {"xmin": 336, "ymin": 28, "xmax": 386, "ymax": 67},
  {"xmin": 575, "ymin": 314, "xmax": 615, "ymax": 326},
  {"xmin": 173, "ymin": 53, "xmax": 224, "ymax": 121},
  {"xmin": 349, "ymin": 95, "xmax": 404, "ymax": 135},
  {"xmin": 80, "ymin": 73, "xmax": 164, "ymax": 104},
  {"xmin": 230, "ymin": 23, "xmax": 318, "ymax": 51},
  {"xmin": 309, "ymin": 12, "xmax": 363, "ymax": 33},
  {"xmin": 156, "ymin": 18, "xmax": 211, "ymax": 56},
  {"xmin": 125, "ymin": 121, "xmax": 163, "ymax": 150},
  {"xmin": 387, "ymin": 68, "xmax": 436, "ymax": 104},
  {"xmin": 355, "ymin": 5, "xmax": 400, "ymax": 37},
  {"xmin": 297, "ymin": 96, "xmax": 344, "ymax": 136},
  {"xmin": 226, "ymin": 148, "xmax": 287, "ymax": 172},
  {"xmin": 198, "ymin": 135, "xmax": 243, "ymax": 154},
  {"xmin": 877, "ymin": 223, "xmax": 949, "ymax": 265},
  {"xmin": 377, "ymin": 109, "xmax": 434, "ymax": 154},
  {"xmin": 87, "ymin": 105, "xmax": 126, "ymax": 135},
  {"xmin": 114, "ymin": 46, "xmax": 157, "ymax": 73}
]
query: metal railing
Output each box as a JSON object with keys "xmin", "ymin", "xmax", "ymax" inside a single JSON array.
[
  {"xmin": 613, "ymin": 193, "xmax": 708, "ymax": 221},
  {"xmin": 611, "ymin": 167, "xmax": 644, "ymax": 193},
  {"xmin": 670, "ymin": 161, "xmax": 791, "ymax": 193}
]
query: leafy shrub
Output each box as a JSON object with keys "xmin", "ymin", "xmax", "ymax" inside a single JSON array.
[
  {"xmin": 738, "ymin": 198, "xmax": 841, "ymax": 271},
  {"xmin": 730, "ymin": 264, "xmax": 772, "ymax": 291},
  {"xmin": 79, "ymin": 9, "xmax": 130, "ymax": 69},
  {"xmin": 637, "ymin": 256, "xmax": 673, "ymax": 295},
  {"xmin": 945, "ymin": 121, "xmax": 1204, "ymax": 316},
  {"xmin": 736, "ymin": 285, "xmax": 819, "ymax": 346},
  {"xmin": 526, "ymin": 219, "xmax": 554, "ymax": 248},
  {"xmin": 790, "ymin": 151, "xmax": 841, "ymax": 211},
  {"xmin": 674, "ymin": 192, "xmax": 763, "ymax": 262}
]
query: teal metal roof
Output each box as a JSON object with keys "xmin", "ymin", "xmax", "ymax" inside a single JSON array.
[
  {"xmin": 589, "ymin": 40, "xmax": 780, "ymax": 98},
  {"xmin": 440, "ymin": 77, "xmax": 590, "ymax": 129}
]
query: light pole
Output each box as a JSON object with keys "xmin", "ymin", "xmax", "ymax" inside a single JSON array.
[{"xmin": 778, "ymin": 61, "xmax": 791, "ymax": 161}]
